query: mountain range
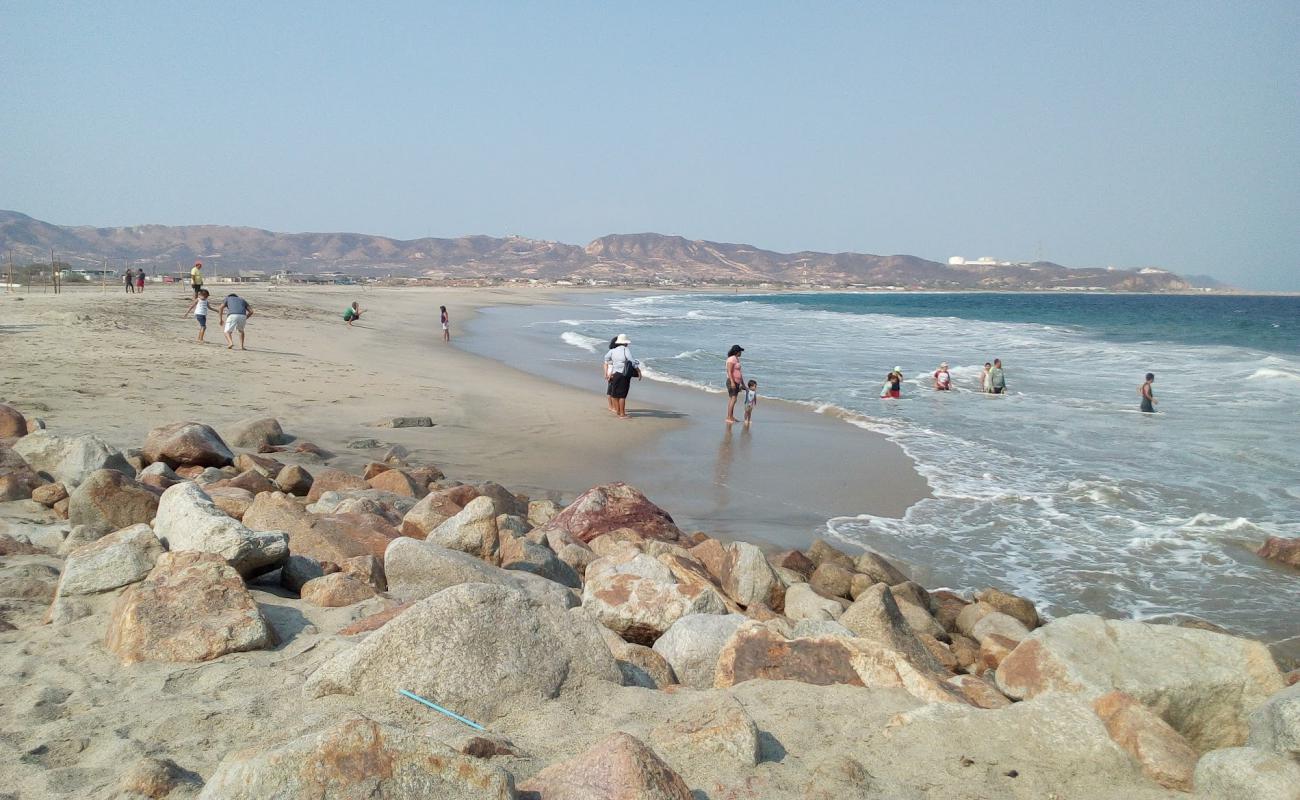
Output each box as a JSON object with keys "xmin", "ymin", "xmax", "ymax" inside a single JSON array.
[{"xmin": 0, "ymin": 210, "xmax": 1204, "ymax": 291}]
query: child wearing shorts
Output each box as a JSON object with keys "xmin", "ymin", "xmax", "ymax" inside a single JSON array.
[
  {"xmin": 743, "ymin": 379, "xmax": 758, "ymax": 426},
  {"xmin": 184, "ymin": 289, "xmax": 211, "ymax": 343}
]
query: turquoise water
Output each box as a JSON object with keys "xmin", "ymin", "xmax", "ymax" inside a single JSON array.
[{"xmin": 548, "ymin": 292, "xmax": 1300, "ymax": 650}]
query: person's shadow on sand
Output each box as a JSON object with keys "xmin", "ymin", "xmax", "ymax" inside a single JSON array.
[{"xmin": 624, "ymin": 409, "xmax": 688, "ymax": 420}]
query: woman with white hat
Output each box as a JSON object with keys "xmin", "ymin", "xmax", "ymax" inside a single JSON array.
[{"xmin": 603, "ymin": 333, "xmax": 640, "ymax": 418}]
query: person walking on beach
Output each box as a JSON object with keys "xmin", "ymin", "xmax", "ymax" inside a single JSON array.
[
  {"xmin": 219, "ymin": 293, "xmax": 253, "ymax": 350},
  {"xmin": 190, "ymin": 262, "xmax": 204, "ymax": 298},
  {"xmin": 135, "ymin": 268, "xmax": 146, "ymax": 292},
  {"xmin": 184, "ymin": 289, "xmax": 210, "ymax": 343},
  {"xmin": 981, "ymin": 362, "xmax": 993, "ymax": 393},
  {"xmin": 344, "ymin": 301, "xmax": 362, "ymax": 326},
  {"xmin": 725, "ymin": 345, "xmax": 745, "ymax": 423},
  {"xmin": 603, "ymin": 333, "xmax": 639, "ymax": 418},
  {"xmin": 123, "ymin": 268, "xmax": 135, "ymax": 294},
  {"xmin": 743, "ymin": 379, "xmax": 759, "ymax": 426},
  {"xmin": 1139, "ymin": 373, "xmax": 1157, "ymax": 412},
  {"xmin": 988, "ymin": 359, "xmax": 1007, "ymax": 394},
  {"xmin": 440, "ymin": 306, "xmax": 450, "ymax": 342},
  {"xmin": 933, "ymin": 362, "xmax": 952, "ymax": 391}
]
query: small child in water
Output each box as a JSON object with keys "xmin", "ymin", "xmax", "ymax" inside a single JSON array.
[{"xmin": 743, "ymin": 379, "xmax": 758, "ymax": 426}]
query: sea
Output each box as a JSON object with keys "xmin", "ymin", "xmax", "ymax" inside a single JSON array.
[{"xmin": 479, "ymin": 291, "xmax": 1300, "ymax": 652}]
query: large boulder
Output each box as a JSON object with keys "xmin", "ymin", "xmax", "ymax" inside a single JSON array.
[
  {"xmin": 652, "ymin": 613, "xmax": 748, "ymax": 688},
  {"xmin": 648, "ymin": 694, "xmax": 761, "ymax": 771},
  {"xmin": 783, "ymin": 582, "xmax": 846, "ymax": 621},
  {"xmin": 367, "ymin": 468, "xmax": 428, "ymax": 499},
  {"xmin": 0, "ymin": 403, "xmax": 28, "ymax": 437},
  {"xmin": 53, "ymin": 523, "xmax": 162, "ymax": 597},
  {"xmin": 517, "ymin": 731, "xmax": 692, "ymax": 800},
  {"xmin": 1248, "ymin": 683, "xmax": 1300, "ymax": 759},
  {"xmin": 582, "ymin": 568, "xmax": 728, "ymax": 645},
  {"xmin": 243, "ymin": 491, "xmax": 398, "ymax": 563},
  {"xmin": 976, "ymin": 587, "xmax": 1041, "ymax": 629},
  {"xmin": 152, "ymin": 482, "xmax": 289, "ymax": 578},
  {"xmin": 12, "ymin": 430, "xmax": 132, "ymax": 487},
  {"xmin": 1192, "ymin": 746, "xmax": 1300, "ymax": 800},
  {"xmin": 474, "ymin": 481, "xmax": 527, "ymax": 517},
  {"xmin": 384, "ymin": 537, "xmax": 575, "ymax": 609},
  {"xmin": 220, "ymin": 417, "xmax": 287, "ymax": 450},
  {"xmin": 67, "ymin": 468, "xmax": 159, "ymax": 534},
  {"xmin": 306, "ymin": 467, "xmax": 369, "ymax": 502},
  {"xmin": 534, "ymin": 482, "xmax": 685, "ymax": 545},
  {"xmin": 141, "ymin": 422, "xmax": 235, "ymax": 468},
  {"xmin": 106, "ymin": 551, "xmax": 274, "ymax": 664},
  {"xmin": 198, "ymin": 717, "xmax": 515, "ymax": 799},
  {"xmin": 427, "ymin": 496, "xmax": 500, "ymax": 563},
  {"xmin": 273, "ymin": 464, "xmax": 313, "ymax": 496},
  {"xmin": 500, "ymin": 533, "xmax": 581, "ymax": 588},
  {"xmin": 597, "ymin": 626, "xmax": 677, "ymax": 688},
  {"xmin": 0, "ymin": 446, "xmax": 43, "ymax": 500},
  {"xmin": 400, "ymin": 484, "xmax": 479, "ymax": 537},
  {"xmin": 718, "ymin": 541, "xmax": 784, "ymax": 610},
  {"xmin": 1092, "ymin": 690, "xmax": 1197, "ymax": 791},
  {"xmin": 838, "ymin": 583, "xmax": 947, "ymax": 673},
  {"xmin": 304, "ymin": 583, "xmax": 620, "ymax": 722},
  {"xmin": 995, "ymin": 614, "xmax": 1285, "ymax": 751},
  {"xmin": 1257, "ymin": 536, "xmax": 1300, "ymax": 569},
  {"xmin": 300, "ymin": 572, "xmax": 378, "ymax": 607}
]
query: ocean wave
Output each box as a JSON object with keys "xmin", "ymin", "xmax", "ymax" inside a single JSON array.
[
  {"xmin": 1247, "ymin": 367, "xmax": 1300, "ymax": 382},
  {"xmin": 559, "ymin": 331, "xmax": 605, "ymax": 353}
]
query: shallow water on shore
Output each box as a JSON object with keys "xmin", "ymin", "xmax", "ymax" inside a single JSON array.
[{"xmin": 494, "ymin": 291, "xmax": 1300, "ymax": 654}]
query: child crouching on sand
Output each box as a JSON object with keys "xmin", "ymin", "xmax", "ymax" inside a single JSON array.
[
  {"xmin": 743, "ymin": 379, "xmax": 759, "ymax": 426},
  {"xmin": 184, "ymin": 289, "xmax": 211, "ymax": 342}
]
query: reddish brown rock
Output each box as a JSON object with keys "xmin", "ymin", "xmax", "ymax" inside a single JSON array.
[
  {"xmin": 1093, "ymin": 690, "xmax": 1198, "ymax": 791},
  {"xmin": 949, "ymin": 633, "xmax": 979, "ymax": 672},
  {"xmin": 215, "ymin": 469, "xmax": 277, "ymax": 495},
  {"xmin": 1258, "ymin": 536, "xmax": 1300, "ymax": 569},
  {"xmin": 367, "ymin": 468, "xmax": 428, "ymax": 499},
  {"xmin": 0, "ymin": 533, "xmax": 46, "ymax": 555},
  {"xmin": 233, "ymin": 452, "xmax": 285, "ymax": 477},
  {"xmin": 536, "ymin": 482, "xmax": 685, "ymax": 545},
  {"xmin": 338, "ymin": 602, "xmax": 410, "ymax": 636},
  {"xmin": 743, "ymin": 602, "xmax": 781, "ymax": 622},
  {"xmin": 977, "ymin": 587, "xmax": 1042, "ymax": 629},
  {"xmin": 52, "ymin": 497, "xmax": 69, "ymax": 519},
  {"xmin": 930, "ymin": 589, "xmax": 970, "ymax": 633},
  {"xmin": 1285, "ymin": 669, "xmax": 1300, "ymax": 687},
  {"xmin": 0, "ymin": 446, "xmax": 42, "ymax": 501},
  {"xmin": 243, "ymin": 491, "xmax": 400, "ymax": 563},
  {"xmin": 517, "ymin": 731, "xmax": 692, "ymax": 800},
  {"xmin": 175, "ymin": 465, "xmax": 206, "ymax": 479},
  {"xmin": 659, "ymin": 552, "xmax": 743, "ymax": 614},
  {"xmin": 105, "ymin": 551, "xmax": 274, "ymax": 664},
  {"xmin": 273, "ymin": 464, "xmax": 313, "ymax": 496},
  {"xmin": 305, "ymin": 468, "xmax": 370, "ymax": 501},
  {"xmin": 977, "ymin": 633, "xmax": 1019, "ymax": 674},
  {"xmin": 361, "ymin": 461, "xmax": 391, "ymax": 480},
  {"xmin": 714, "ymin": 624, "xmax": 865, "ymax": 688},
  {"xmin": 809, "ymin": 562, "xmax": 854, "ymax": 599},
  {"xmin": 118, "ymin": 756, "xmax": 191, "ymax": 798},
  {"xmin": 67, "ymin": 468, "xmax": 160, "ymax": 533},
  {"xmin": 291, "ymin": 441, "xmax": 333, "ymax": 458},
  {"xmin": 407, "ymin": 464, "xmax": 445, "ymax": 487},
  {"xmin": 920, "ymin": 633, "xmax": 959, "ymax": 671},
  {"xmin": 946, "ymin": 674, "xmax": 1013, "ymax": 709},
  {"xmin": 768, "ymin": 549, "xmax": 816, "ymax": 581},
  {"xmin": 141, "ymin": 422, "xmax": 235, "ymax": 468},
  {"xmin": 300, "ymin": 572, "xmax": 378, "ymax": 607},
  {"xmin": 341, "ymin": 554, "xmax": 386, "ymax": 591},
  {"xmin": 207, "ymin": 486, "xmax": 255, "ymax": 521},
  {"xmin": 689, "ymin": 537, "xmax": 728, "ymax": 582},
  {"xmin": 0, "ymin": 403, "xmax": 28, "ymax": 438},
  {"xmin": 30, "ymin": 481, "xmax": 68, "ymax": 506},
  {"xmin": 807, "ymin": 539, "xmax": 855, "ymax": 570}
]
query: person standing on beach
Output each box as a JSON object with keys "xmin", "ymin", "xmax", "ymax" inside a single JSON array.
[
  {"xmin": 933, "ymin": 362, "xmax": 952, "ymax": 391},
  {"xmin": 123, "ymin": 268, "xmax": 135, "ymax": 294},
  {"xmin": 190, "ymin": 262, "xmax": 204, "ymax": 298},
  {"xmin": 135, "ymin": 268, "xmax": 146, "ymax": 292},
  {"xmin": 981, "ymin": 362, "xmax": 993, "ymax": 393},
  {"xmin": 219, "ymin": 293, "xmax": 253, "ymax": 350},
  {"xmin": 440, "ymin": 306, "xmax": 450, "ymax": 342},
  {"xmin": 743, "ymin": 379, "xmax": 759, "ymax": 426},
  {"xmin": 725, "ymin": 345, "xmax": 745, "ymax": 423},
  {"xmin": 988, "ymin": 359, "xmax": 1007, "ymax": 394},
  {"xmin": 1139, "ymin": 373, "xmax": 1157, "ymax": 412},
  {"xmin": 184, "ymin": 289, "xmax": 210, "ymax": 343},
  {"xmin": 603, "ymin": 333, "xmax": 639, "ymax": 418}
]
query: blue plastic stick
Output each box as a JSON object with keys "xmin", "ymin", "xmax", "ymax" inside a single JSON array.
[{"xmin": 398, "ymin": 688, "xmax": 485, "ymax": 731}]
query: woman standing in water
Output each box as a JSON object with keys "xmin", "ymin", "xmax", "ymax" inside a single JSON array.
[{"xmin": 725, "ymin": 345, "xmax": 745, "ymax": 423}]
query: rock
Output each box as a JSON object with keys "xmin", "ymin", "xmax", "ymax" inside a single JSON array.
[
  {"xmin": 649, "ymin": 694, "xmax": 761, "ymax": 769},
  {"xmin": 106, "ymin": 551, "xmax": 275, "ymax": 664},
  {"xmin": 471, "ymin": 481, "xmax": 526, "ymax": 517},
  {"xmin": 279, "ymin": 553, "xmax": 329, "ymax": 592},
  {"xmin": 367, "ymin": 467, "xmax": 428, "ymax": 498},
  {"xmin": 792, "ymin": 618, "xmax": 855, "ymax": 639},
  {"xmin": 300, "ymin": 572, "xmax": 378, "ymax": 607},
  {"xmin": 338, "ymin": 602, "xmax": 411, "ymax": 636},
  {"xmin": 977, "ymin": 633, "xmax": 1019, "ymax": 674},
  {"xmin": 995, "ymin": 614, "xmax": 1285, "ymax": 751},
  {"xmin": 854, "ymin": 551, "xmax": 909, "ymax": 585},
  {"xmin": 768, "ymin": 548, "xmax": 816, "ymax": 581},
  {"xmin": 500, "ymin": 532, "xmax": 581, "ymax": 588},
  {"xmin": 582, "ymin": 567, "xmax": 728, "ymax": 645},
  {"xmin": 400, "ymin": 484, "xmax": 478, "ymax": 537},
  {"xmin": 12, "ymin": 430, "xmax": 133, "ymax": 487},
  {"xmin": 207, "ymin": 486, "xmax": 255, "ymax": 520},
  {"xmin": 930, "ymin": 589, "xmax": 970, "ymax": 633},
  {"xmin": 839, "ymin": 584, "xmax": 947, "ymax": 674},
  {"xmin": 425, "ymin": 495, "xmax": 501, "ymax": 562},
  {"xmin": 1258, "ymin": 536, "xmax": 1300, "ymax": 569},
  {"xmin": 719, "ymin": 540, "xmax": 784, "ymax": 610},
  {"xmin": 243, "ymin": 491, "xmax": 399, "ymax": 564},
  {"xmin": 596, "ymin": 625, "xmax": 677, "ymax": 688},
  {"xmin": 51, "ymin": 497, "xmax": 69, "ymax": 518},
  {"xmin": 292, "ymin": 441, "xmax": 334, "ymax": 458},
  {"xmin": 0, "ymin": 533, "xmax": 46, "ymax": 555},
  {"xmin": 0, "ymin": 403, "xmax": 27, "ymax": 437},
  {"xmin": 807, "ymin": 539, "xmax": 855, "ymax": 570},
  {"xmin": 517, "ymin": 731, "xmax": 692, "ymax": 800},
  {"xmin": 0, "ymin": 446, "xmax": 43, "ymax": 501},
  {"xmin": 651, "ymin": 613, "xmax": 748, "ymax": 688},
  {"xmin": 306, "ymin": 467, "xmax": 369, "ymax": 501},
  {"xmin": 347, "ymin": 438, "xmax": 382, "ymax": 449},
  {"xmin": 535, "ymin": 482, "xmax": 684, "ymax": 545},
  {"xmin": 976, "ymin": 587, "xmax": 1041, "ymax": 629},
  {"xmin": 919, "ymin": 633, "xmax": 959, "ymax": 671},
  {"xmin": 946, "ymin": 674, "xmax": 1012, "ymax": 709},
  {"xmin": 30, "ymin": 481, "xmax": 67, "ymax": 506},
  {"xmin": 304, "ymin": 583, "xmax": 619, "ymax": 722},
  {"xmin": 1248, "ymin": 683, "xmax": 1300, "ymax": 759},
  {"xmin": 955, "ymin": 601, "xmax": 997, "ymax": 638},
  {"xmin": 970, "ymin": 611, "xmax": 1031, "ymax": 645},
  {"xmin": 54, "ymin": 523, "xmax": 162, "ymax": 596},
  {"xmin": 712, "ymin": 624, "xmax": 876, "ymax": 692},
  {"xmin": 783, "ymin": 582, "xmax": 845, "ymax": 621},
  {"xmin": 119, "ymin": 756, "xmax": 193, "ymax": 798},
  {"xmin": 234, "ymin": 451, "xmax": 285, "ymax": 478},
  {"xmin": 374, "ymin": 415, "xmax": 435, "ymax": 428},
  {"xmin": 218, "ymin": 468, "xmax": 278, "ymax": 495},
  {"xmin": 67, "ymin": 468, "xmax": 160, "ymax": 534},
  {"xmin": 496, "ymin": 513, "xmax": 530, "ymax": 538},
  {"xmin": 273, "ymin": 463, "xmax": 313, "ymax": 495},
  {"xmin": 1092, "ymin": 690, "xmax": 1197, "ymax": 791},
  {"xmin": 809, "ymin": 561, "xmax": 854, "ymax": 599},
  {"xmin": 198, "ymin": 717, "xmax": 514, "ymax": 799},
  {"xmin": 1192, "ymin": 746, "xmax": 1300, "ymax": 800},
  {"xmin": 849, "ymin": 573, "xmax": 876, "ymax": 600},
  {"xmin": 384, "ymin": 537, "xmax": 576, "ymax": 609},
  {"xmin": 528, "ymin": 498, "xmax": 561, "ymax": 528},
  {"xmin": 153, "ymin": 482, "xmax": 289, "ymax": 578},
  {"xmin": 221, "ymin": 416, "xmax": 287, "ymax": 450},
  {"xmin": 949, "ymin": 633, "xmax": 979, "ymax": 672},
  {"xmin": 141, "ymin": 421, "xmax": 235, "ymax": 468},
  {"xmin": 897, "ymin": 599, "xmax": 948, "ymax": 642},
  {"xmin": 341, "ymin": 554, "xmax": 386, "ymax": 590}
]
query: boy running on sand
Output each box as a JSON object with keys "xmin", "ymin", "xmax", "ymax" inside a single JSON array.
[
  {"xmin": 184, "ymin": 289, "xmax": 211, "ymax": 342},
  {"xmin": 743, "ymin": 380, "xmax": 759, "ymax": 426}
]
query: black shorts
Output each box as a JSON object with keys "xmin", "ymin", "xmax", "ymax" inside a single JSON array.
[
  {"xmin": 608, "ymin": 373, "xmax": 632, "ymax": 399},
  {"xmin": 992, "ymin": 387, "xmax": 1004, "ymax": 394},
  {"xmin": 727, "ymin": 380, "xmax": 741, "ymax": 397}
]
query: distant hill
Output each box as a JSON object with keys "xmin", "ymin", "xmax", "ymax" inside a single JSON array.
[{"xmin": 0, "ymin": 210, "xmax": 1201, "ymax": 291}]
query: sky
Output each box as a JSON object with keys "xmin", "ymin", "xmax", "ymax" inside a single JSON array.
[{"xmin": 2, "ymin": 2, "xmax": 1297, "ymax": 289}]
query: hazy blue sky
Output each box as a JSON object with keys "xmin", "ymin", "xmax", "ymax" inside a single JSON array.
[{"xmin": 2, "ymin": 2, "xmax": 1297, "ymax": 288}]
